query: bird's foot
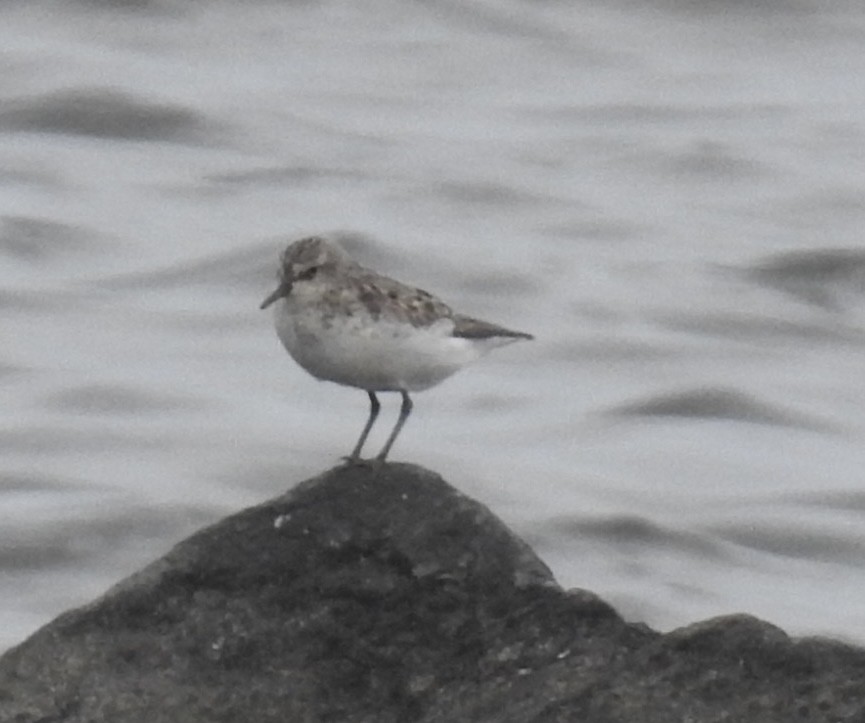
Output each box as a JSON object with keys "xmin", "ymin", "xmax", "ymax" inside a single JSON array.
[{"xmin": 340, "ymin": 454, "xmax": 387, "ymax": 470}]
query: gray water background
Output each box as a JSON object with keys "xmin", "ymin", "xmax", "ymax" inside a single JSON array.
[{"xmin": 3, "ymin": 0, "xmax": 865, "ymax": 651}]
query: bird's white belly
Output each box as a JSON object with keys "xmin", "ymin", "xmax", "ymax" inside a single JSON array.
[{"xmin": 273, "ymin": 300, "xmax": 485, "ymax": 392}]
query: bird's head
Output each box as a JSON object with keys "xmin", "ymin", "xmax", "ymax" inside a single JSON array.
[{"xmin": 260, "ymin": 236, "xmax": 353, "ymax": 309}]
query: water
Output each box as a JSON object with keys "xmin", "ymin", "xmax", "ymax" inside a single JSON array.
[{"xmin": 3, "ymin": 0, "xmax": 865, "ymax": 652}]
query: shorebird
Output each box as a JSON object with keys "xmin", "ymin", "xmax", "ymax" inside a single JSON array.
[{"xmin": 261, "ymin": 236, "xmax": 533, "ymax": 461}]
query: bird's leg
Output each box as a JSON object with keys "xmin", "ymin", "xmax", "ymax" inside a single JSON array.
[
  {"xmin": 376, "ymin": 390, "xmax": 412, "ymax": 462},
  {"xmin": 347, "ymin": 391, "xmax": 380, "ymax": 461}
]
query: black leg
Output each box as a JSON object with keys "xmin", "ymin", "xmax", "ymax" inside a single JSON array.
[
  {"xmin": 348, "ymin": 391, "xmax": 380, "ymax": 461},
  {"xmin": 376, "ymin": 390, "xmax": 412, "ymax": 462}
]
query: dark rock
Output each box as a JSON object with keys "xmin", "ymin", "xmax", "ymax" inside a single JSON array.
[{"xmin": 0, "ymin": 463, "xmax": 863, "ymax": 722}]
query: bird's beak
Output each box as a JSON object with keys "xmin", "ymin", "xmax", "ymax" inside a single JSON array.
[{"xmin": 259, "ymin": 280, "xmax": 292, "ymax": 310}]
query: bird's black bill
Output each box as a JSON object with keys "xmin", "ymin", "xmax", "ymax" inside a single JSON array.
[{"xmin": 259, "ymin": 281, "xmax": 292, "ymax": 310}]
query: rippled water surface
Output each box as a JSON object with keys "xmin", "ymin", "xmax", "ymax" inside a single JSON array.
[{"xmin": 3, "ymin": 0, "xmax": 865, "ymax": 651}]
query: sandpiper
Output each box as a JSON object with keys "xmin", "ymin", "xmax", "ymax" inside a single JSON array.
[{"xmin": 261, "ymin": 236, "xmax": 533, "ymax": 461}]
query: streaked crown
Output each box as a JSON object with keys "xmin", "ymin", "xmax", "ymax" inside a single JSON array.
[{"xmin": 279, "ymin": 236, "xmax": 354, "ymax": 282}]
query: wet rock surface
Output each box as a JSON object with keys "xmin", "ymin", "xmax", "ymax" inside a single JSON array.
[{"xmin": 1, "ymin": 463, "xmax": 862, "ymax": 722}]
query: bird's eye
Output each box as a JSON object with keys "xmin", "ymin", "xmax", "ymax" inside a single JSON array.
[{"xmin": 298, "ymin": 266, "xmax": 318, "ymax": 281}]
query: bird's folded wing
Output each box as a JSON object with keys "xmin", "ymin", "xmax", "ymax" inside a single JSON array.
[{"xmin": 452, "ymin": 315, "xmax": 534, "ymax": 340}]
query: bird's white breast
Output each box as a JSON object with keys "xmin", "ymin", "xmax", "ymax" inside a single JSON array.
[{"xmin": 272, "ymin": 295, "xmax": 494, "ymax": 392}]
